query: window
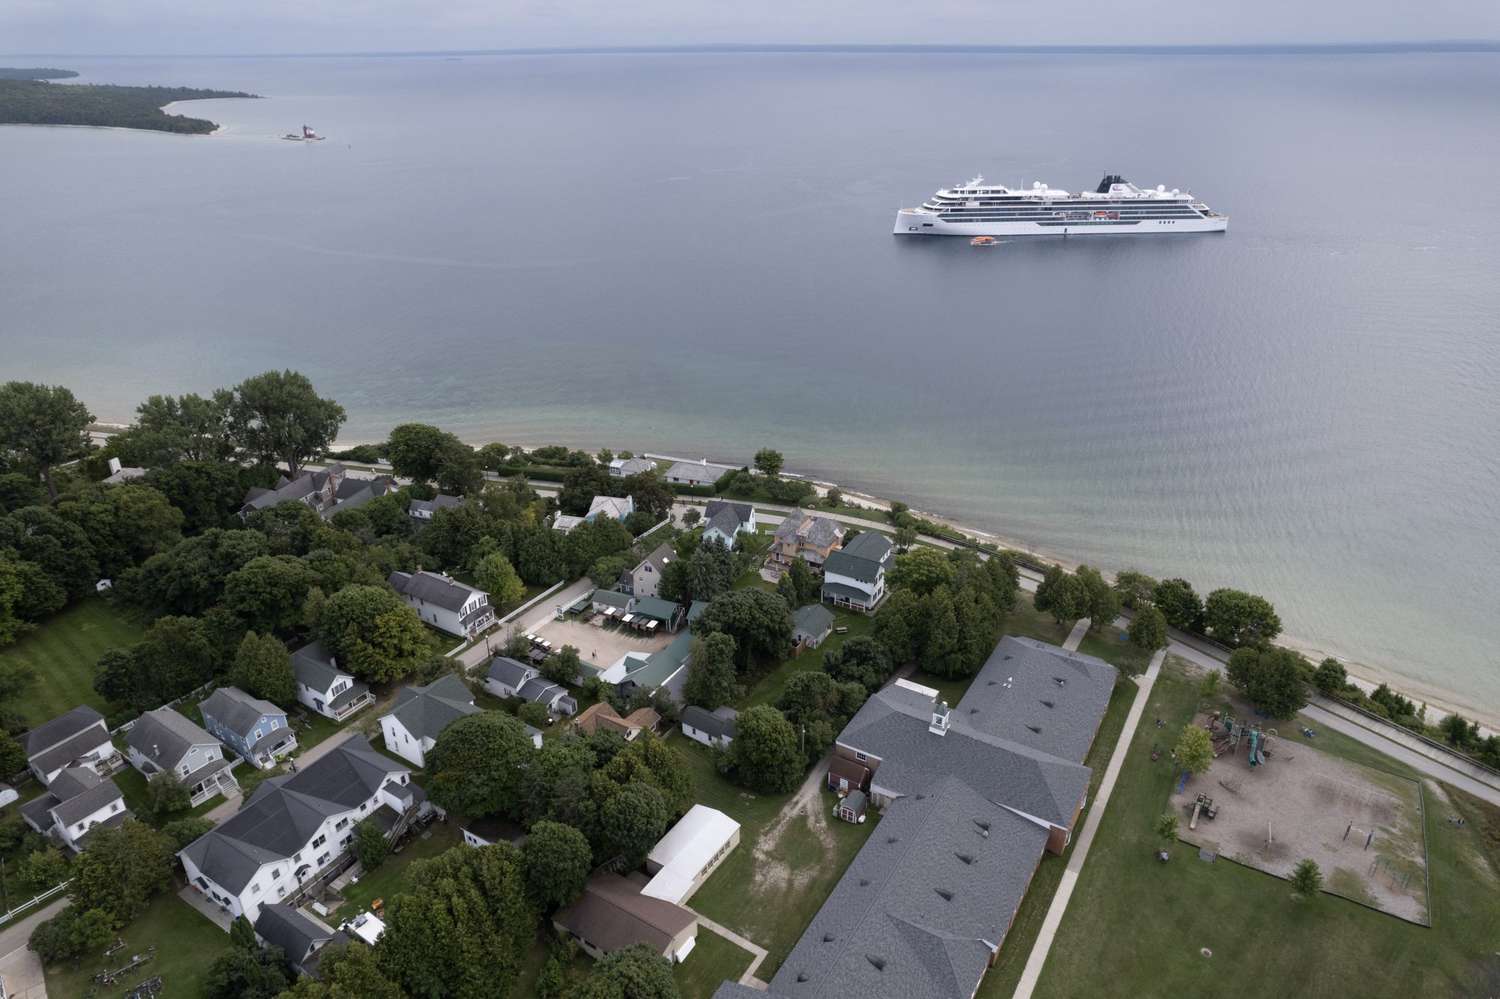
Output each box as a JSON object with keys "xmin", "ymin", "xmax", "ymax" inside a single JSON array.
[
  {"xmin": 271, "ymin": 868, "xmax": 281, "ymax": 880},
  {"xmin": 317, "ymin": 853, "xmax": 330, "ymax": 866},
  {"xmin": 335, "ymin": 818, "xmax": 349, "ymax": 830},
  {"xmin": 341, "ymin": 835, "xmax": 352, "ymax": 848},
  {"xmin": 312, "ymin": 834, "xmax": 327, "ymax": 848},
  {"xmin": 251, "ymin": 883, "xmax": 261, "ymax": 895},
  {"xmin": 253, "ymin": 727, "xmax": 263, "ymax": 740},
  {"xmin": 853, "ymin": 751, "xmax": 867, "ymax": 762},
  {"xmin": 271, "ymin": 718, "xmax": 279, "ymax": 730}
]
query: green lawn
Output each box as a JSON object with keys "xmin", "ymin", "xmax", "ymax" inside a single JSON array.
[
  {"xmin": 1011, "ymin": 660, "xmax": 1500, "ymax": 999},
  {"xmin": 42, "ymin": 889, "xmax": 233, "ymax": 998},
  {"xmin": 1076, "ymin": 624, "xmax": 1155, "ymax": 676},
  {"xmin": 739, "ymin": 609, "xmax": 875, "ymax": 710},
  {"xmin": 974, "ymin": 670, "xmax": 1142, "ymax": 997},
  {"xmin": 109, "ymin": 762, "xmax": 223, "ymax": 825},
  {"xmin": 670, "ymin": 734, "xmax": 878, "ymax": 978},
  {"xmin": 333, "ymin": 820, "xmax": 465, "ymax": 921},
  {"xmin": 1, "ymin": 599, "xmax": 145, "ymax": 727},
  {"xmin": 674, "ymin": 927, "xmax": 756, "ymax": 999},
  {"xmin": 1003, "ymin": 593, "xmax": 1073, "ymax": 646}
]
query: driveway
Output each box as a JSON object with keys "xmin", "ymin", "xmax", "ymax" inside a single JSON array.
[{"xmin": 0, "ymin": 896, "xmax": 67, "ymax": 999}]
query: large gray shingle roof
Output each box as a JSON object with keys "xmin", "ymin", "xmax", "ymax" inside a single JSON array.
[
  {"xmin": 823, "ymin": 550, "xmax": 882, "ymax": 585},
  {"xmin": 127, "ymin": 708, "xmax": 216, "ymax": 771},
  {"xmin": 200, "ymin": 687, "xmax": 285, "ymax": 738},
  {"xmin": 954, "ymin": 637, "xmax": 1117, "ymax": 764},
  {"xmin": 765, "ymin": 777, "xmax": 1049, "ymax": 999},
  {"xmin": 25, "ymin": 706, "xmax": 106, "ymax": 757},
  {"xmin": 388, "ymin": 570, "xmax": 486, "ymax": 613},
  {"xmin": 838, "ymin": 682, "xmax": 1089, "ymax": 829},
  {"xmin": 290, "ymin": 641, "xmax": 345, "ymax": 692},
  {"xmin": 182, "ymin": 735, "xmax": 402, "ymax": 892},
  {"xmin": 841, "ymin": 532, "xmax": 893, "ymax": 562},
  {"xmin": 384, "ymin": 674, "xmax": 478, "ymax": 742},
  {"xmin": 486, "ymin": 656, "xmax": 535, "ymax": 689},
  {"xmin": 681, "ymin": 705, "xmax": 736, "ymax": 741},
  {"xmin": 255, "ymin": 903, "xmax": 332, "ymax": 963}
]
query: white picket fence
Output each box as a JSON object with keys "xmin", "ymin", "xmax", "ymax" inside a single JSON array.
[{"xmin": 0, "ymin": 879, "xmax": 71, "ymax": 928}]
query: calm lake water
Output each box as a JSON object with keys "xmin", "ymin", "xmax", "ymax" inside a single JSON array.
[{"xmin": 3, "ymin": 52, "xmax": 1499, "ymax": 715}]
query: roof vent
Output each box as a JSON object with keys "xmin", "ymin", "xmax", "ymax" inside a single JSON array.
[
  {"xmin": 867, "ymin": 956, "xmax": 886, "ymax": 972},
  {"xmin": 975, "ymin": 819, "xmax": 991, "ymax": 832},
  {"xmin": 1054, "ymin": 677, "xmax": 1067, "ymax": 686},
  {"xmin": 797, "ymin": 972, "xmax": 810, "ymax": 982},
  {"xmin": 955, "ymin": 852, "xmax": 975, "ymax": 865},
  {"xmin": 915, "ymin": 793, "xmax": 927, "ymax": 800},
  {"xmin": 935, "ymin": 888, "xmax": 954, "ymax": 902},
  {"xmin": 859, "ymin": 878, "xmax": 871, "ymax": 887},
  {"xmin": 887, "ymin": 836, "xmax": 899, "ymax": 844},
  {"xmin": 987, "ymin": 680, "xmax": 998, "ymax": 687},
  {"xmin": 1003, "ymin": 654, "xmax": 1013, "ymax": 661},
  {"xmin": 969, "ymin": 707, "xmax": 980, "ymax": 714},
  {"xmin": 822, "ymin": 933, "xmax": 835, "ymax": 943},
  {"xmin": 1027, "ymin": 724, "xmax": 1042, "ymax": 734},
  {"xmin": 1041, "ymin": 700, "xmax": 1054, "ymax": 708}
]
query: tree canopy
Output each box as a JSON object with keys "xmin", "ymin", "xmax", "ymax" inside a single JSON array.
[
  {"xmin": 316, "ymin": 584, "xmax": 429, "ymax": 682},
  {"xmin": 1203, "ymin": 588, "xmax": 1282, "ymax": 646},
  {"xmin": 692, "ymin": 589, "xmax": 792, "ymax": 670},
  {"xmin": 0, "ymin": 381, "xmax": 93, "ymax": 499},
  {"xmin": 1225, "ymin": 645, "xmax": 1308, "ymax": 719},
  {"xmin": 426, "ymin": 711, "xmax": 535, "ymax": 817},
  {"xmin": 229, "ymin": 370, "xmax": 346, "ymax": 476},
  {"xmin": 727, "ymin": 705, "xmax": 804, "ymax": 793}
]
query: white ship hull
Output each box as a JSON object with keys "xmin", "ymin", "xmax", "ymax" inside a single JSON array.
[{"xmin": 894, "ymin": 208, "xmax": 1228, "ymax": 237}]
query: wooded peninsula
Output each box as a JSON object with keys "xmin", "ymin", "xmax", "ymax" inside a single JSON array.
[{"xmin": 0, "ymin": 67, "xmax": 256, "ymax": 134}]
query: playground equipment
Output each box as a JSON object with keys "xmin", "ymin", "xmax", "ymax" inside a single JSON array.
[
  {"xmin": 92, "ymin": 947, "xmax": 155, "ymax": 986},
  {"xmin": 125, "ymin": 976, "xmax": 164, "ymax": 999},
  {"xmin": 1248, "ymin": 728, "xmax": 1262, "ymax": 767},
  {"xmin": 1190, "ymin": 792, "xmax": 1218, "ymax": 829}
]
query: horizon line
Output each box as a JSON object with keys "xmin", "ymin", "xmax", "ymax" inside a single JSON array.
[{"xmin": 4, "ymin": 39, "xmax": 1500, "ymax": 59}]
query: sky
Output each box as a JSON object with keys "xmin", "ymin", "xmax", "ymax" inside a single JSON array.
[{"xmin": 3, "ymin": 0, "xmax": 1499, "ymax": 56}]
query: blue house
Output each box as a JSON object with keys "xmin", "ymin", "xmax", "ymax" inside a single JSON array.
[{"xmin": 199, "ymin": 687, "xmax": 297, "ymax": 770}]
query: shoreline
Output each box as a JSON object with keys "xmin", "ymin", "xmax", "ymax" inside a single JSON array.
[{"xmin": 320, "ymin": 431, "xmax": 1499, "ymax": 731}]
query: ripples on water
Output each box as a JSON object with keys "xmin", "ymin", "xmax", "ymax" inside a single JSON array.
[{"xmin": 3, "ymin": 51, "xmax": 1499, "ymax": 710}]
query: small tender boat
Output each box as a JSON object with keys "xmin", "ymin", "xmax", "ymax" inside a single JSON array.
[
  {"xmin": 283, "ymin": 125, "xmax": 325, "ymax": 141},
  {"xmin": 970, "ymin": 235, "xmax": 998, "ymax": 247}
]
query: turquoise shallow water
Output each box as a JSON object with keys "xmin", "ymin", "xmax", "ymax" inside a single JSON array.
[{"xmin": 3, "ymin": 51, "xmax": 1498, "ymax": 713}]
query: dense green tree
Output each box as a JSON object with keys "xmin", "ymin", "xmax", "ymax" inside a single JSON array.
[
  {"xmin": 316, "ymin": 584, "xmax": 429, "ymax": 682},
  {"xmin": 122, "ymin": 527, "xmax": 269, "ymax": 616},
  {"xmin": 1312, "ymin": 657, "xmax": 1347, "ymax": 696},
  {"xmin": 426, "ymin": 712, "xmax": 536, "ymax": 818},
  {"xmin": 576, "ymin": 944, "xmax": 681, "ymax": 999},
  {"xmin": 753, "ymin": 448, "xmax": 784, "ymax": 478},
  {"xmin": 893, "ymin": 525, "xmax": 918, "ymax": 552},
  {"xmin": 229, "ymin": 913, "xmax": 260, "ymax": 951},
  {"xmin": 1174, "ymin": 723, "xmax": 1214, "ymax": 775},
  {"xmin": 920, "ymin": 586, "xmax": 964, "ymax": 678},
  {"xmin": 435, "ymin": 440, "xmax": 485, "ymax": 496},
  {"xmin": 728, "ymin": 705, "xmax": 803, "ymax": 793},
  {"xmin": 386, "ymin": 424, "xmax": 454, "ymax": 483},
  {"xmin": 223, "ymin": 554, "xmax": 319, "ymax": 633},
  {"xmin": 28, "ymin": 905, "xmax": 113, "ymax": 964},
  {"xmin": 0, "ymin": 381, "xmax": 93, "ymax": 499},
  {"xmin": 229, "ymin": 370, "xmax": 346, "ymax": 476},
  {"xmin": 786, "ymin": 556, "xmax": 819, "ymax": 606},
  {"xmin": 561, "ymin": 517, "xmax": 635, "ymax": 579},
  {"xmin": 515, "ymin": 526, "xmax": 567, "ymax": 585},
  {"xmin": 558, "ymin": 463, "xmax": 615, "ymax": 516},
  {"xmin": 590, "ymin": 553, "xmax": 634, "ymax": 588},
  {"xmin": 685, "ymin": 539, "xmax": 737, "ymax": 603},
  {"xmin": 68, "ymin": 819, "xmax": 175, "ymax": 926},
  {"xmin": 117, "ymin": 390, "xmax": 238, "ymax": 466},
  {"xmin": 1203, "ymin": 588, "xmax": 1282, "ymax": 646},
  {"xmin": 1154, "ymin": 811, "xmax": 1180, "ymax": 845},
  {"xmin": 281, "ymin": 942, "xmax": 403, "ymax": 998},
  {"xmin": 1128, "ymin": 604, "xmax": 1169, "ymax": 651},
  {"xmin": 520, "ymin": 820, "xmax": 593, "ymax": 911},
  {"xmin": 161, "ymin": 816, "xmax": 215, "ymax": 849},
  {"xmin": 1225, "ymin": 646, "xmax": 1308, "ymax": 718},
  {"xmin": 57, "ymin": 484, "xmax": 184, "ymax": 578},
  {"xmin": 596, "ymin": 781, "xmax": 670, "ymax": 867},
  {"xmin": 888, "ymin": 546, "xmax": 956, "ymax": 596},
  {"xmin": 0, "ymin": 506, "xmax": 99, "ymax": 599},
  {"xmin": 540, "ymin": 644, "xmax": 583, "ymax": 685},
  {"xmin": 473, "ymin": 550, "xmax": 526, "ymax": 609},
  {"xmin": 521, "ymin": 737, "xmax": 599, "ymax": 831},
  {"xmin": 683, "ymin": 633, "xmax": 739, "ymax": 710},
  {"xmin": 1113, "ymin": 569, "xmax": 1159, "ymax": 611},
  {"xmin": 95, "ymin": 615, "xmax": 216, "ymax": 711},
  {"xmin": 872, "ymin": 587, "xmax": 924, "ymax": 664},
  {"xmin": 18, "ymin": 846, "xmax": 70, "ymax": 893},
  {"xmin": 203, "ymin": 943, "xmax": 291, "ymax": 999},
  {"xmin": 692, "ymin": 589, "xmax": 792, "ymax": 670},
  {"xmin": 1033, "ymin": 565, "xmax": 1090, "ymax": 625},
  {"xmin": 146, "ymin": 772, "xmax": 192, "ymax": 818},
  {"xmin": 353, "ymin": 817, "xmax": 390, "ymax": 871},
  {"xmin": 1076, "ymin": 565, "xmax": 1122, "ymax": 632},
  {"xmin": 1152, "ymin": 578, "xmax": 1203, "ymax": 632},
  {"xmin": 231, "ymin": 630, "xmax": 295, "ymax": 705},
  {"xmin": 622, "ymin": 472, "xmax": 673, "ymax": 521},
  {"xmin": 602, "ymin": 736, "xmax": 693, "ymax": 816},
  {"xmin": 0, "ymin": 728, "xmax": 26, "ymax": 775},
  {"xmin": 777, "ymin": 671, "xmax": 866, "ymax": 762},
  {"xmin": 376, "ymin": 845, "xmax": 534, "ymax": 999},
  {"xmin": 0, "ymin": 471, "xmax": 46, "ymax": 514},
  {"xmin": 1290, "ymin": 858, "xmax": 1323, "ymax": 901},
  {"xmin": 145, "ymin": 460, "xmax": 258, "ymax": 532}
]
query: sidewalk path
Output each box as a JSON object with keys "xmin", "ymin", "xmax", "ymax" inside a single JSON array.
[
  {"xmin": 1062, "ymin": 618, "xmax": 1091, "ymax": 652},
  {"xmin": 0, "ymin": 895, "xmax": 66, "ymax": 999},
  {"xmin": 1011, "ymin": 647, "xmax": 1165, "ymax": 999},
  {"xmin": 688, "ymin": 909, "xmax": 770, "ymax": 988}
]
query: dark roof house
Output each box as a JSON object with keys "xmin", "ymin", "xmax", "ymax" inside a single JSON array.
[{"xmin": 255, "ymin": 903, "xmax": 335, "ymax": 970}]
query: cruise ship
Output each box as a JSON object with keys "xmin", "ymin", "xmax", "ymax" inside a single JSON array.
[{"xmin": 893, "ymin": 174, "xmax": 1227, "ymax": 237}]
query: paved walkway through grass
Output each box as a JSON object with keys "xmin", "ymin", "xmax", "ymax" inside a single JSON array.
[
  {"xmin": 1061, "ymin": 617, "xmax": 1091, "ymax": 652},
  {"xmin": 1011, "ymin": 647, "xmax": 1166, "ymax": 999},
  {"xmin": 688, "ymin": 909, "xmax": 770, "ymax": 987}
]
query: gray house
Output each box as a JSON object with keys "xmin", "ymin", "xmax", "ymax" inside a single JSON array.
[
  {"xmin": 200, "ymin": 687, "xmax": 296, "ymax": 770},
  {"xmin": 821, "ymin": 532, "xmax": 894, "ymax": 614},
  {"xmin": 623, "ymin": 543, "xmax": 675, "ymax": 599},
  {"xmin": 291, "ymin": 642, "xmax": 373, "ymax": 722},
  {"xmin": 792, "ymin": 604, "xmax": 835, "ymax": 649},
  {"xmin": 20, "ymin": 766, "xmax": 130, "ymax": 853},
  {"xmin": 701, "ymin": 500, "xmax": 756, "ymax": 549},
  {"xmin": 379, "ymin": 674, "xmax": 480, "ymax": 767},
  {"xmin": 254, "ymin": 903, "xmax": 337, "ymax": 974},
  {"xmin": 240, "ymin": 464, "xmax": 396, "ymax": 522},
  {"xmin": 407, "ymin": 493, "xmax": 465, "ymax": 521},
  {"xmin": 680, "ymin": 706, "xmax": 737, "ymax": 748},
  {"xmin": 126, "ymin": 708, "xmax": 239, "ymax": 807},
  {"xmin": 485, "ymin": 656, "xmax": 579, "ymax": 718},
  {"xmin": 24, "ymin": 706, "xmax": 121, "ymax": 786}
]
